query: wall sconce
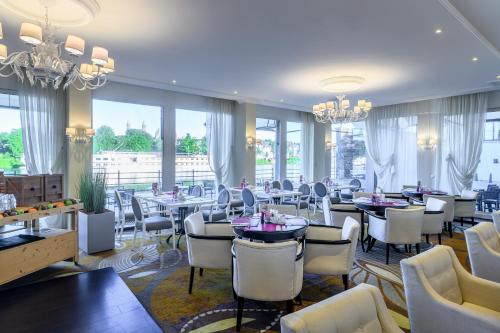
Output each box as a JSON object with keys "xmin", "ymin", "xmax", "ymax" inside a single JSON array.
[
  {"xmin": 417, "ymin": 137, "xmax": 438, "ymax": 150},
  {"xmin": 66, "ymin": 127, "xmax": 95, "ymax": 144},
  {"xmin": 246, "ymin": 136, "xmax": 256, "ymax": 149},
  {"xmin": 325, "ymin": 140, "xmax": 336, "ymax": 151}
]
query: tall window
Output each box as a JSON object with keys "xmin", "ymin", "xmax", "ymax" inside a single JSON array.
[
  {"xmin": 256, "ymin": 118, "xmax": 278, "ymax": 185},
  {"xmin": 175, "ymin": 109, "xmax": 214, "ymax": 188},
  {"xmin": 286, "ymin": 121, "xmax": 302, "ymax": 180},
  {"xmin": 92, "ymin": 99, "xmax": 162, "ymax": 190},
  {"xmin": 476, "ymin": 111, "xmax": 500, "ymax": 185},
  {"xmin": 0, "ymin": 91, "xmax": 24, "ymax": 174},
  {"xmin": 331, "ymin": 122, "xmax": 367, "ymax": 182}
]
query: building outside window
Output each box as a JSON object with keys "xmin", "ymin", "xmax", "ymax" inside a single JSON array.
[
  {"xmin": 256, "ymin": 118, "xmax": 278, "ymax": 185},
  {"xmin": 175, "ymin": 109, "xmax": 215, "ymax": 189},
  {"xmin": 475, "ymin": 110, "xmax": 500, "ymax": 185},
  {"xmin": 331, "ymin": 122, "xmax": 367, "ymax": 182},
  {"xmin": 92, "ymin": 99, "xmax": 162, "ymax": 190},
  {"xmin": 0, "ymin": 91, "xmax": 24, "ymax": 174}
]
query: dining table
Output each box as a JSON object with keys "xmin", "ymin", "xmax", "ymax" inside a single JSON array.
[
  {"xmin": 135, "ymin": 192, "xmax": 216, "ymax": 245},
  {"xmin": 232, "ymin": 215, "xmax": 308, "ymax": 242},
  {"xmin": 402, "ymin": 189, "xmax": 448, "ymax": 201},
  {"xmin": 230, "ymin": 187, "xmax": 302, "ymax": 204}
]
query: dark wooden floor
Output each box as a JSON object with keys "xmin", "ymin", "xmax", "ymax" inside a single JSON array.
[{"xmin": 0, "ymin": 267, "xmax": 163, "ymax": 333}]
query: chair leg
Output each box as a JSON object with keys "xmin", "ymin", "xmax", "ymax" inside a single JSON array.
[
  {"xmin": 188, "ymin": 266, "xmax": 195, "ymax": 294},
  {"xmin": 342, "ymin": 274, "xmax": 349, "ymax": 290},
  {"xmin": 416, "ymin": 243, "xmax": 420, "ymax": 254},
  {"xmin": 236, "ymin": 296, "xmax": 244, "ymax": 331},
  {"xmin": 385, "ymin": 243, "xmax": 390, "ymax": 265},
  {"xmin": 471, "ymin": 217, "xmax": 475, "ymax": 225},
  {"xmin": 438, "ymin": 233, "xmax": 442, "ymax": 245},
  {"xmin": 365, "ymin": 235, "xmax": 372, "ymax": 252},
  {"xmin": 132, "ymin": 226, "xmax": 137, "ymax": 249},
  {"xmin": 295, "ymin": 292, "xmax": 303, "ymax": 305},
  {"xmin": 286, "ymin": 299, "xmax": 295, "ymax": 314},
  {"xmin": 404, "ymin": 244, "xmax": 408, "ymax": 252},
  {"xmin": 199, "ymin": 268, "xmax": 204, "ymax": 277},
  {"xmin": 448, "ymin": 222, "xmax": 453, "ymax": 238},
  {"xmin": 408, "ymin": 244, "xmax": 412, "ymax": 253},
  {"xmin": 425, "ymin": 234, "xmax": 429, "ymax": 244}
]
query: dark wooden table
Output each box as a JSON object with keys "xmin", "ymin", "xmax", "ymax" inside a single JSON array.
[
  {"xmin": 402, "ymin": 189, "xmax": 447, "ymax": 201},
  {"xmin": 232, "ymin": 216, "xmax": 308, "ymax": 242},
  {"xmin": 0, "ymin": 268, "xmax": 163, "ymax": 333}
]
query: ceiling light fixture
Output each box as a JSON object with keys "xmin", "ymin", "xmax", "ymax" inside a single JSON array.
[
  {"xmin": 280, "ymin": 99, "xmax": 284, "ymax": 102},
  {"xmin": 472, "ymin": 57, "xmax": 479, "ymax": 62},
  {"xmin": 496, "ymin": 75, "xmax": 500, "ymax": 80},
  {"xmin": 0, "ymin": 5, "xmax": 114, "ymax": 90},
  {"xmin": 319, "ymin": 76, "xmax": 365, "ymax": 93},
  {"xmin": 172, "ymin": 80, "xmax": 176, "ymax": 84},
  {"xmin": 434, "ymin": 28, "xmax": 443, "ymax": 34},
  {"xmin": 233, "ymin": 91, "xmax": 238, "ymax": 95},
  {"xmin": 313, "ymin": 96, "xmax": 372, "ymax": 124}
]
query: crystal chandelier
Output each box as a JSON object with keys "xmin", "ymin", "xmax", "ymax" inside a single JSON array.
[
  {"xmin": 312, "ymin": 95, "xmax": 372, "ymax": 124},
  {"xmin": 0, "ymin": 9, "xmax": 114, "ymax": 90}
]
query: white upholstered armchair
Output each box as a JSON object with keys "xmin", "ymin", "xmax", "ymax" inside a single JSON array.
[
  {"xmin": 401, "ymin": 245, "xmax": 500, "ymax": 333},
  {"xmin": 422, "ymin": 197, "xmax": 447, "ymax": 244},
  {"xmin": 454, "ymin": 189, "xmax": 478, "ymax": 226},
  {"xmin": 304, "ymin": 217, "xmax": 360, "ymax": 290},
  {"xmin": 367, "ymin": 207, "xmax": 425, "ymax": 264},
  {"xmin": 424, "ymin": 194, "xmax": 455, "ymax": 238},
  {"xmin": 492, "ymin": 210, "xmax": 500, "ymax": 233},
  {"xmin": 464, "ymin": 222, "xmax": 500, "ymax": 283},
  {"xmin": 185, "ymin": 212, "xmax": 234, "ymax": 294},
  {"xmin": 232, "ymin": 238, "xmax": 304, "ymax": 331},
  {"xmin": 280, "ymin": 283, "xmax": 403, "ymax": 333}
]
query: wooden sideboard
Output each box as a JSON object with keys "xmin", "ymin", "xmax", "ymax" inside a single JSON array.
[
  {"xmin": 0, "ymin": 203, "xmax": 82, "ymax": 285},
  {"xmin": 3, "ymin": 174, "xmax": 64, "ymax": 206}
]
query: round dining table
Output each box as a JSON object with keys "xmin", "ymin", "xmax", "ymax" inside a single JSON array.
[
  {"xmin": 232, "ymin": 215, "xmax": 308, "ymax": 242},
  {"xmin": 352, "ymin": 197, "xmax": 410, "ymax": 214},
  {"xmin": 402, "ymin": 189, "xmax": 447, "ymax": 201}
]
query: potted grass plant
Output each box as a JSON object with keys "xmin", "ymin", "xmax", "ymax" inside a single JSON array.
[{"xmin": 77, "ymin": 171, "xmax": 115, "ymax": 254}]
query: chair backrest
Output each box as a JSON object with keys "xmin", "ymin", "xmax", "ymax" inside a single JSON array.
[
  {"xmin": 233, "ymin": 238, "xmax": 302, "ymax": 301},
  {"xmin": 217, "ymin": 183, "xmax": 227, "ymax": 194},
  {"xmin": 313, "ymin": 182, "xmax": 327, "ymax": 198},
  {"xmin": 131, "ymin": 196, "xmax": 144, "ymax": 221},
  {"xmin": 298, "ymin": 183, "xmax": 311, "ymax": 200},
  {"xmin": 385, "ymin": 207, "xmax": 425, "ymax": 244},
  {"xmin": 493, "ymin": 211, "xmax": 500, "ymax": 233},
  {"xmin": 191, "ymin": 185, "xmax": 203, "ymax": 197},
  {"xmin": 352, "ymin": 191, "xmax": 372, "ymax": 199},
  {"xmin": 331, "ymin": 203, "xmax": 362, "ymax": 227},
  {"xmin": 282, "ymin": 179, "xmax": 294, "ymax": 191},
  {"xmin": 184, "ymin": 211, "xmax": 206, "ymax": 236},
  {"xmin": 217, "ymin": 189, "xmax": 230, "ymax": 209},
  {"xmin": 242, "ymin": 188, "xmax": 255, "ymax": 208},
  {"xmin": 401, "ymin": 245, "xmax": 463, "ymax": 305},
  {"xmin": 349, "ymin": 178, "xmax": 362, "ymax": 191},
  {"xmin": 426, "ymin": 197, "xmax": 446, "ymax": 212},
  {"xmin": 267, "ymin": 204, "xmax": 298, "ymax": 216},
  {"xmin": 460, "ymin": 189, "xmax": 478, "ymax": 200},
  {"xmin": 322, "ymin": 196, "xmax": 333, "ymax": 226},
  {"xmin": 424, "ymin": 194, "xmax": 455, "ymax": 222},
  {"xmin": 272, "ymin": 180, "xmax": 281, "ymax": 189},
  {"xmin": 280, "ymin": 283, "xmax": 399, "ymax": 333},
  {"xmin": 466, "ymin": 222, "xmax": 499, "ymax": 251},
  {"xmin": 114, "ymin": 190, "xmax": 124, "ymax": 212}
]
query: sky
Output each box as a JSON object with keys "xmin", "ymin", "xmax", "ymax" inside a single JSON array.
[{"xmin": 0, "ymin": 108, "xmax": 21, "ymax": 132}]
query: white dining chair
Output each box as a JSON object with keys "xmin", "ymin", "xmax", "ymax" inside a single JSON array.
[
  {"xmin": 464, "ymin": 222, "xmax": 500, "ymax": 283},
  {"xmin": 185, "ymin": 212, "xmax": 234, "ymax": 293},
  {"xmin": 422, "ymin": 197, "xmax": 447, "ymax": 244}
]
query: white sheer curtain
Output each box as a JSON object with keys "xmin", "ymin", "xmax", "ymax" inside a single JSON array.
[
  {"xmin": 435, "ymin": 93, "xmax": 487, "ymax": 194},
  {"xmin": 300, "ymin": 112, "xmax": 315, "ymax": 182},
  {"xmin": 206, "ymin": 98, "xmax": 234, "ymax": 187},
  {"xmin": 365, "ymin": 103, "xmax": 418, "ymax": 192},
  {"xmin": 19, "ymin": 83, "xmax": 66, "ymax": 175}
]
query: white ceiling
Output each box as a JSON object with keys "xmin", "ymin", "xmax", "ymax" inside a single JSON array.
[{"xmin": 1, "ymin": 0, "xmax": 500, "ymax": 111}]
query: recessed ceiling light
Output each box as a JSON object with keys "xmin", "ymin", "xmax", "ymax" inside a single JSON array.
[
  {"xmin": 233, "ymin": 90, "xmax": 238, "ymax": 95},
  {"xmin": 434, "ymin": 28, "xmax": 443, "ymax": 34},
  {"xmin": 172, "ymin": 80, "xmax": 176, "ymax": 84},
  {"xmin": 319, "ymin": 76, "xmax": 365, "ymax": 93},
  {"xmin": 472, "ymin": 57, "xmax": 479, "ymax": 62},
  {"xmin": 496, "ymin": 75, "xmax": 500, "ymax": 80},
  {"xmin": 280, "ymin": 99, "xmax": 284, "ymax": 102}
]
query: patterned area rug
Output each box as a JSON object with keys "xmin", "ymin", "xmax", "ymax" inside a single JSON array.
[{"xmin": 2, "ymin": 219, "xmax": 472, "ymax": 333}]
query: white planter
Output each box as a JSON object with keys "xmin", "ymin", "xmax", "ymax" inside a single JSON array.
[{"xmin": 78, "ymin": 209, "xmax": 115, "ymax": 254}]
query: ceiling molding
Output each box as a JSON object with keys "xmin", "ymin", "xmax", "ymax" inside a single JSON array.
[
  {"xmin": 439, "ymin": 0, "xmax": 500, "ymax": 60},
  {"xmin": 109, "ymin": 74, "xmax": 310, "ymax": 112}
]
